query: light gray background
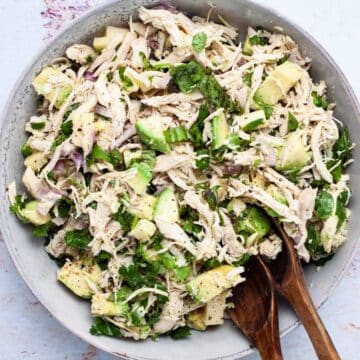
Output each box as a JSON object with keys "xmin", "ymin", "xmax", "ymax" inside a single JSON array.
[{"xmin": 0, "ymin": 1, "xmax": 359, "ymax": 359}]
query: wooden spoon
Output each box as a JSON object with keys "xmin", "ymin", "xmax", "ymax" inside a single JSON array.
[
  {"xmin": 267, "ymin": 219, "xmax": 340, "ymax": 360},
  {"xmin": 228, "ymin": 256, "xmax": 283, "ymax": 360}
]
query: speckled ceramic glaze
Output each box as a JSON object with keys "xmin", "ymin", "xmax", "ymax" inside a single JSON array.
[{"xmin": 0, "ymin": 1, "xmax": 359, "ymax": 359}]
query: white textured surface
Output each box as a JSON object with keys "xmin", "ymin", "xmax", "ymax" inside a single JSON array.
[{"xmin": 0, "ymin": 1, "xmax": 359, "ymax": 359}]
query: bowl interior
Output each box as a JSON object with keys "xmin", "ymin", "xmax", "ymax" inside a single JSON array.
[{"xmin": 1, "ymin": 1, "xmax": 359, "ymax": 359}]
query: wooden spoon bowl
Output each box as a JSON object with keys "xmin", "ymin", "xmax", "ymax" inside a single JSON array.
[{"xmin": 228, "ymin": 256, "xmax": 283, "ymax": 360}]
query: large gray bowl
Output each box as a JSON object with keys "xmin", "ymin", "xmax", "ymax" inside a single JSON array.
[{"xmin": 0, "ymin": 1, "xmax": 359, "ymax": 359}]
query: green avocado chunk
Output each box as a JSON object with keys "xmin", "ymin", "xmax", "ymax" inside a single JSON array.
[
  {"xmin": 135, "ymin": 118, "xmax": 170, "ymax": 153},
  {"xmin": 254, "ymin": 61, "xmax": 304, "ymax": 106},
  {"xmin": 154, "ymin": 187, "xmax": 179, "ymax": 223}
]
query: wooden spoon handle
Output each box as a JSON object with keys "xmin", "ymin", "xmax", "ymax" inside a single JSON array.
[
  {"xmin": 253, "ymin": 322, "xmax": 283, "ymax": 360},
  {"xmin": 284, "ymin": 280, "xmax": 340, "ymax": 360}
]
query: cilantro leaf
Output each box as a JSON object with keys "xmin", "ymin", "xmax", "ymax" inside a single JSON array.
[
  {"xmin": 170, "ymin": 326, "xmax": 191, "ymax": 340},
  {"xmin": 57, "ymin": 198, "xmax": 73, "ymax": 218},
  {"xmin": 203, "ymin": 189, "xmax": 217, "ymax": 210},
  {"xmin": 326, "ymin": 159, "xmax": 343, "ymax": 183},
  {"xmin": 33, "ymin": 222, "xmax": 52, "ymax": 237},
  {"xmin": 170, "ymin": 61, "xmax": 239, "ymax": 112},
  {"xmin": 333, "ymin": 127, "xmax": 351, "ymax": 162},
  {"xmin": 305, "ymin": 222, "xmax": 333, "ymax": 266},
  {"xmin": 64, "ymin": 229, "xmax": 91, "ymax": 249},
  {"xmin": 60, "ymin": 120, "xmax": 73, "ymax": 136},
  {"xmin": 119, "ymin": 264, "xmax": 156, "ymax": 289},
  {"xmin": 336, "ymin": 190, "xmax": 349, "ymax": 230},
  {"xmin": 249, "ymin": 35, "xmax": 269, "ymax": 46},
  {"xmin": 254, "ymin": 97, "xmax": 273, "ymax": 119},
  {"xmin": 21, "ymin": 143, "xmax": 33, "ymax": 157},
  {"xmin": 9, "ymin": 195, "xmax": 28, "ymax": 223},
  {"xmin": 242, "ymin": 72, "xmax": 253, "ymax": 87},
  {"xmin": 119, "ymin": 67, "xmax": 133, "ymax": 89},
  {"xmin": 195, "ymin": 148, "xmax": 210, "ymax": 170},
  {"xmin": 93, "ymin": 250, "xmax": 112, "ymax": 270},
  {"xmin": 311, "ymin": 91, "xmax": 328, "ymax": 110},
  {"xmin": 189, "ymin": 104, "xmax": 209, "ymax": 148},
  {"xmin": 288, "ymin": 112, "xmax": 299, "ymax": 132},
  {"xmin": 31, "ymin": 122, "xmax": 45, "ymax": 130},
  {"xmin": 315, "ymin": 191, "xmax": 334, "ymax": 220},
  {"xmin": 88, "ymin": 144, "xmax": 111, "ymax": 165},
  {"xmin": 170, "ymin": 61, "xmax": 206, "ymax": 93},
  {"xmin": 113, "ymin": 205, "xmax": 136, "ymax": 233},
  {"xmin": 90, "ymin": 317, "xmax": 122, "ymax": 337},
  {"xmin": 203, "ymin": 258, "xmax": 221, "ymax": 270},
  {"xmin": 51, "ymin": 120, "xmax": 73, "ymax": 150},
  {"xmin": 63, "ymin": 103, "xmax": 80, "ymax": 121},
  {"xmin": 192, "ymin": 32, "xmax": 207, "ymax": 53}
]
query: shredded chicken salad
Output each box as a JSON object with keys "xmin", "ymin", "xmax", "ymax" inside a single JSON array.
[{"xmin": 8, "ymin": 5, "xmax": 353, "ymax": 340}]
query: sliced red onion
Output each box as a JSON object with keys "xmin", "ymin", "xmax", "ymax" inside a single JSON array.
[
  {"xmin": 70, "ymin": 150, "xmax": 84, "ymax": 171},
  {"xmin": 54, "ymin": 160, "xmax": 66, "ymax": 174},
  {"xmin": 222, "ymin": 165, "xmax": 242, "ymax": 175},
  {"xmin": 148, "ymin": 34, "xmax": 159, "ymax": 51},
  {"xmin": 84, "ymin": 71, "xmax": 97, "ymax": 81}
]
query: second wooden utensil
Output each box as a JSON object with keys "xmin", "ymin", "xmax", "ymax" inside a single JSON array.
[
  {"xmin": 228, "ymin": 256, "xmax": 283, "ymax": 360},
  {"xmin": 268, "ymin": 219, "xmax": 340, "ymax": 360}
]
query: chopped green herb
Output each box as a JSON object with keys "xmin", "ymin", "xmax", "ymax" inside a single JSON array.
[
  {"xmin": 57, "ymin": 198, "xmax": 73, "ymax": 218},
  {"xmin": 108, "ymin": 149, "xmax": 123, "ymax": 167},
  {"xmin": 277, "ymin": 54, "xmax": 290, "ymax": 65},
  {"xmin": 183, "ymin": 219, "xmax": 202, "ymax": 235},
  {"xmin": 203, "ymin": 258, "xmax": 221, "ymax": 270},
  {"xmin": 90, "ymin": 317, "xmax": 122, "ymax": 337},
  {"xmin": 315, "ymin": 191, "xmax": 334, "ymax": 220},
  {"xmin": 306, "ymin": 222, "xmax": 323, "ymax": 258},
  {"xmin": 189, "ymin": 104, "xmax": 209, "ymax": 148},
  {"xmin": 33, "ymin": 222, "xmax": 52, "ymax": 237},
  {"xmin": 287, "ymin": 112, "xmax": 299, "ymax": 132},
  {"xmin": 192, "ymin": 32, "xmax": 207, "ymax": 53},
  {"xmin": 88, "ymin": 144, "xmax": 111, "ymax": 165},
  {"xmin": 119, "ymin": 67, "xmax": 134, "ymax": 89},
  {"xmin": 63, "ymin": 103, "xmax": 80, "ymax": 121},
  {"xmin": 9, "ymin": 195, "xmax": 28, "ymax": 223},
  {"xmin": 94, "ymin": 250, "xmax": 112, "ymax": 270},
  {"xmin": 85, "ymin": 55, "xmax": 93, "ymax": 64},
  {"xmin": 61, "ymin": 120, "xmax": 73, "ymax": 136},
  {"xmin": 21, "ymin": 143, "xmax": 33, "ymax": 157},
  {"xmin": 333, "ymin": 127, "xmax": 351, "ymax": 162},
  {"xmin": 170, "ymin": 326, "xmax": 191, "ymax": 340},
  {"xmin": 233, "ymin": 253, "xmax": 252, "ymax": 267},
  {"xmin": 203, "ymin": 189, "xmax": 217, "ymax": 210},
  {"xmin": 249, "ymin": 35, "xmax": 269, "ymax": 46},
  {"xmin": 326, "ymin": 159, "xmax": 343, "ymax": 183},
  {"xmin": 30, "ymin": 122, "xmax": 45, "ymax": 130},
  {"xmin": 195, "ymin": 148, "xmax": 210, "ymax": 170},
  {"xmin": 64, "ymin": 229, "xmax": 91, "ymax": 249},
  {"xmin": 254, "ymin": 97, "xmax": 273, "ymax": 119},
  {"xmin": 114, "ymin": 205, "xmax": 136, "ymax": 233},
  {"xmin": 170, "ymin": 61, "xmax": 239, "ymax": 112},
  {"xmin": 335, "ymin": 190, "xmax": 349, "ymax": 230},
  {"xmin": 311, "ymin": 91, "xmax": 328, "ymax": 110},
  {"xmin": 242, "ymin": 72, "xmax": 253, "ymax": 87},
  {"xmin": 36, "ymin": 95, "xmax": 45, "ymax": 108}
]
